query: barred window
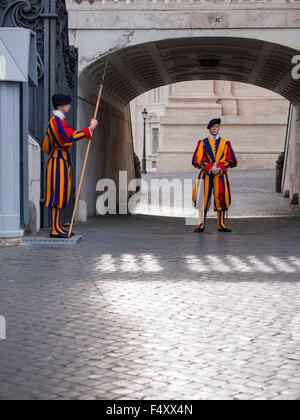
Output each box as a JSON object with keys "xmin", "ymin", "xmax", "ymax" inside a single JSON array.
[{"xmin": 152, "ymin": 128, "xmax": 160, "ymax": 154}]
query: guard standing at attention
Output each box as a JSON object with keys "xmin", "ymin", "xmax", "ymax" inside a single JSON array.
[
  {"xmin": 192, "ymin": 118, "xmax": 237, "ymax": 233},
  {"xmin": 42, "ymin": 93, "xmax": 98, "ymax": 238}
]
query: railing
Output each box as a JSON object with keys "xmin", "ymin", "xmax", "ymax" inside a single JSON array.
[{"xmin": 74, "ymin": 0, "xmax": 300, "ymax": 5}]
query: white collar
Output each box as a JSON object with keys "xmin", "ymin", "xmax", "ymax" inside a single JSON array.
[
  {"xmin": 53, "ymin": 110, "xmax": 65, "ymax": 120},
  {"xmin": 208, "ymin": 134, "xmax": 220, "ymax": 140}
]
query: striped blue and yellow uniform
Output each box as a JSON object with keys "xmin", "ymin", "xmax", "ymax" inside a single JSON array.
[
  {"xmin": 192, "ymin": 137, "xmax": 237, "ymax": 230},
  {"xmin": 42, "ymin": 115, "xmax": 91, "ymax": 235}
]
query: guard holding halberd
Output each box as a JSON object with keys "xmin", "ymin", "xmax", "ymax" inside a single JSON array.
[{"xmin": 42, "ymin": 93, "xmax": 98, "ymax": 238}]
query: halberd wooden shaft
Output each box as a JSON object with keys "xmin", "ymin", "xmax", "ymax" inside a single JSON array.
[{"xmin": 68, "ymin": 84, "xmax": 103, "ymax": 238}]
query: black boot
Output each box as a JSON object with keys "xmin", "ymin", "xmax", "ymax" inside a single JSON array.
[
  {"xmin": 50, "ymin": 233, "xmax": 68, "ymax": 239},
  {"xmin": 218, "ymin": 227, "xmax": 232, "ymax": 232},
  {"xmin": 217, "ymin": 210, "xmax": 231, "ymax": 232},
  {"xmin": 194, "ymin": 210, "xmax": 206, "ymax": 233},
  {"xmin": 194, "ymin": 226, "xmax": 205, "ymax": 233}
]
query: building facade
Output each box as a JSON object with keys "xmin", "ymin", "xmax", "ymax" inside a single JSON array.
[{"xmin": 130, "ymin": 80, "xmax": 289, "ymax": 173}]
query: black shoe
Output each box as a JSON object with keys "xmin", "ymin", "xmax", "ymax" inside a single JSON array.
[
  {"xmin": 50, "ymin": 233, "xmax": 68, "ymax": 239},
  {"xmin": 50, "ymin": 232, "xmax": 75, "ymax": 238},
  {"xmin": 194, "ymin": 227, "xmax": 205, "ymax": 233},
  {"xmin": 218, "ymin": 227, "xmax": 232, "ymax": 232}
]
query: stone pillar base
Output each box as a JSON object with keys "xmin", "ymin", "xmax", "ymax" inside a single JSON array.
[
  {"xmin": 0, "ymin": 229, "xmax": 24, "ymax": 238},
  {"xmin": 0, "ymin": 236, "xmax": 23, "ymax": 247}
]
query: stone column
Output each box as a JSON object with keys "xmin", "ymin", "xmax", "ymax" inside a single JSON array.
[
  {"xmin": 282, "ymin": 103, "xmax": 300, "ymax": 204},
  {"xmin": 0, "ymin": 82, "xmax": 24, "ymax": 239}
]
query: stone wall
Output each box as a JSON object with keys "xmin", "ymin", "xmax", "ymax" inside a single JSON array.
[
  {"xmin": 76, "ymin": 73, "xmax": 135, "ymax": 220},
  {"xmin": 28, "ymin": 135, "xmax": 41, "ymax": 233},
  {"xmin": 282, "ymin": 104, "xmax": 300, "ymax": 204}
]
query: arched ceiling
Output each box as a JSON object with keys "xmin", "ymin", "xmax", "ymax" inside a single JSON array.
[{"xmin": 82, "ymin": 37, "xmax": 300, "ymax": 106}]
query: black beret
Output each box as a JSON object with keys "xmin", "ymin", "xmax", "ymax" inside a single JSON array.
[
  {"xmin": 207, "ymin": 118, "xmax": 221, "ymax": 129},
  {"xmin": 52, "ymin": 93, "xmax": 72, "ymax": 107}
]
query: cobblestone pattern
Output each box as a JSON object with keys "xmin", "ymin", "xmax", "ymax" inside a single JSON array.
[{"xmin": 0, "ymin": 213, "xmax": 299, "ymax": 400}]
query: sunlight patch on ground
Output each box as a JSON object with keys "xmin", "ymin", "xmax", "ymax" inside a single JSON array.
[{"xmin": 94, "ymin": 254, "xmax": 300, "ymax": 274}]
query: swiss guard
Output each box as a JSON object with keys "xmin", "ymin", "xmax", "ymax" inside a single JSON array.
[
  {"xmin": 42, "ymin": 93, "xmax": 98, "ymax": 238},
  {"xmin": 192, "ymin": 118, "xmax": 237, "ymax": 233}
]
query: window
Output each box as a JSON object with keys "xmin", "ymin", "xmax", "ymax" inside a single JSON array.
[
  {"xmin": 169, "ymin": 84, "xmax": 173, "ymax": 97},
  {"xmin": 153, "ymin": 87, "xmax": 162, "ymax": 103},
  {"xmin": 152, "ymin": 128, "xmax": 160, "ymax": 155}
]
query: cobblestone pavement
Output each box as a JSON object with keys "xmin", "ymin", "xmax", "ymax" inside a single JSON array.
[{"xmin": 0, "ymin": 211, "xmax": 300, "ymax": 400}]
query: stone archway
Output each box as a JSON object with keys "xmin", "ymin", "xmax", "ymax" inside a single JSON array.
[{"xmin": 75, "ymin": 35, "xmax": 300, "ymax": 219}]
